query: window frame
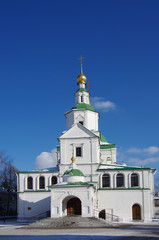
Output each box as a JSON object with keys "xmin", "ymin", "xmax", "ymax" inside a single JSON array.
[
  {"xmin": 39, "ymin": 176, "xmax": 45, "ymax": 189},
  {"xmin": 27, "ymin": 176, "xmax": 33, "ymax": 190},
  {"xmin": 76, "ymin": 147, "xmax": 82, "ymax": 157},
  {"xmin": 102, "ymin": 174, "xmax": 110, "ymax": 188},
  {"xmin": 116, "ymin": 173, "xmax": 124, "ymax": 188},
  {"xmin": 131, "ymin": 173, "xmax": 139, "ymax": 187}
]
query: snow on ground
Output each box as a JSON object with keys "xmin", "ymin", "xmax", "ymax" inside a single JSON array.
[
  {"xmin": 0, "ymin": 220, "xmax": 159, "ymax": 239},
  {"xmin": 0, "ymin": 236, "xmax": 114, "ymax": 240},
  {"xmin": 0, "ymin": 236, "xmax": 117, "ymax": 240}
]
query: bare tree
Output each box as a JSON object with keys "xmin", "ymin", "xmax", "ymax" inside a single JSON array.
[
  {"xmin": 0, "ymin": 151, "xmax": 18, "ymax": 216},
  {"xmin": 0, "ymin": 151, "xmax": 18, "ymax": 191}
]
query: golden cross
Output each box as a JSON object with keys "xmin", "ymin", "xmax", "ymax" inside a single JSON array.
[
  {"xmin": 86, "ymin": 81, "xmax": 92, "ymax": 92},
  {"xmin": 78, "ymin": 56, "xmax": 85, "ymax": 65}
]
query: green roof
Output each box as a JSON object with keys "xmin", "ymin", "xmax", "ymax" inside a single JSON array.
[
  {"xmin": 57, "ymin": 146, "xmax": 60, "ymax": 152},
  {"xmin": 75, "ymin": 88, "xmax": 88, "ymax": 93},
  {"xmin": 73, "ymin": 103, "xmax": 94, "ymax": 112},
  {"xmin": 100, "ymin": 144, "xmax": 115, "ymax": 149},
  {"xmin": 100, "ymin": 134, "xmax": 107, "ymax": 143},
  {"xmin": 52, "ymin": 182, "xmax": 93, "ymax": 188},
  {"xmin": 17, "ymin": 170, "xmax": 58, "ymax": 173},
  {"xmin": 64, "ymin": 169, "xmax": 84, "ymax": 176},
  {"xmin": 98, "ymin": 188, "xmax": 150, "ymax": 191},
  {"xmin": 18, "ymin": 190, "xmax": 51, "ymax": 193},
  {"xmin": 97, "ymin": 164, "xmax": 154, "ymax": 171}
]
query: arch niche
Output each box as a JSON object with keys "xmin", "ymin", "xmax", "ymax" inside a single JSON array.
[
  {"xmin": 67, "ymin": 197, "xmax": 81, "ymax": 216},
  {"xmin": 99, "ymin": 209, "xmax": 106, "ymax": 220},
  {"xmin": 132, "ymin": 204, "xmax": 141, "ymax": 220}
]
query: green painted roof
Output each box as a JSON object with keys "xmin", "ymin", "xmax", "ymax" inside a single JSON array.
[
  {"xmin": 100, "ymin": 134, "xmax": 107, "ymax": 143},
  {"xmin": 100, "ymin": 144, "xmax": 115, "ymax": 149},
  {"xmin": 64, "ymin": 169, "xmax": 84, "ymax": 176},
  {"xmin": 52, "ymin": 182, "xmax": 92, "ymax": 188},
  {"xmin": 75, "ymin": 88, "xmax": 88, "ymax": 93},
  {"xmin": 73, "ymin": 103, "xmax": 94, "ymax": 112},
  {"xmin": 18, "ymin": 190, "xmax": 51, "ymax": 193},
  {"xmin": 97, "ymin": 163, "xmax": 155, "ymax": 171},
  {"xmin": 98, "ymin": 188, "xmax": 150, "ymax": 191},
  {"xmin": 17, "ymin": 170, "xmax": 58, "ymax": 173},
  {"xmin": 57, "ymin": 146, "xmax": 60, "ymax": 152}
]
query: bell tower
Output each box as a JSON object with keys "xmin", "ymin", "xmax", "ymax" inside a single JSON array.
[
  {"xmin": 65, "ymin": 57, "xmax": 99, "ymax": 132},
  {"xmin": 75, "ymin": 56, "xmax": 90, "ymax": 105}
]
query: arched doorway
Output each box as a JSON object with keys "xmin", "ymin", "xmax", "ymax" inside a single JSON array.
[
  {"xmin": 132, "ymin": 204, "xmax": 141, "ymax": 220},
  {"xmin": 99, "ymin": 210, "xmax": 105, "ymax": 220},
  {"xmin": 67, "ymin": 197, "xmax": 81, "ymax": 216}
]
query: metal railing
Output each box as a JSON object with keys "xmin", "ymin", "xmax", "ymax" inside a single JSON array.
[
  {"xmin": 18, "ymin": 211, "xmax": 50, "ymax": 222},
  {"xmin": 94, "ymin": 208, "xmax": 120, "ymax": 222}
]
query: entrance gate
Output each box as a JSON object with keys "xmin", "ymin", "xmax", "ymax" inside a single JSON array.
[{"xmin": 67, "ymin": 197, "xmax": 81, "ymax": 216}]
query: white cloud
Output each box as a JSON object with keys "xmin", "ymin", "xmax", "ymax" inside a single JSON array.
[
  {"xmin": 128, "ymin": 157, "xmax": 159, "ymax": 166},
  {"xmin": 127, "ymin": 148, "xmax": 142, "ymax": 154},
  {"xmin": 91, "ymin": 97, "xmax": 116, "ymax": 112},
  {"xmin": 143, "ymin": 146, "xmax": 159, "ymax": 155},
  {"xmin": 36, "ymin": 148, "xmax": 57, "ymax": 170},
  {"xmin": 127, "ymin": 146, "xmax": 159, "ymax": 155}
]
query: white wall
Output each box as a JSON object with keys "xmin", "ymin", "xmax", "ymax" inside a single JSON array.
[
  {"xmin": 17, "ymin": 172, "xmax": 59, "ymax": 192},
  {"xmin": 17, "ymin": 192, "xmax": 51, "ymax": 219},
  {"xmin": 59, "ymin": 137, "xmax": 99, "ymax": 176},
  {"xmin": 51, "ymin": 185, "xmax": 95, "ymax": 218},
  {"xmin": 97, "ymin": 189, "xmax": 153, "ymax": 222},
  {"xmin": 65, "ymin": 109, "xmax": 99, "ymax": 131}
]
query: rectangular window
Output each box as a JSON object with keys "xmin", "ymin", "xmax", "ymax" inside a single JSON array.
[{"xmin": 76, "ymin": 147, "xmax": 82, "ymax": 157}]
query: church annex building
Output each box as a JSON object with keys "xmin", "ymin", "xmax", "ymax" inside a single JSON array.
[{"xmin": 17, "ymin": 62, "xmax": 155, "ymax": 223}]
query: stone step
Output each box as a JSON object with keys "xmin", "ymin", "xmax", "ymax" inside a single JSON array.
[{"xmin": 26, "ymin": 216, "xmax": 111, "ymax": 228}]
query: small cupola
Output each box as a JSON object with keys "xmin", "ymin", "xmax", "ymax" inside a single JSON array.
[
  {"xmin": 63, "ymin": 152, "xmax": 85, "ymax": 183},
  {"xmin": 77, "ymin": 68, "xmax": 87, "ymax": 84},
  {"xmin": 77, "ymin": 56, "xmax": 87, "ymax": 86}
]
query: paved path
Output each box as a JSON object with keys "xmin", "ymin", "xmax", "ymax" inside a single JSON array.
[{"xmin": 0, "ymin": 221, "xmax": 159, "ymax": 239}]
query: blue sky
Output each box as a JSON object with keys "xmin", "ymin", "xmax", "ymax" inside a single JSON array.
[{"xmin": 0, "ymin": 0, "xmax": 159, "ymax": 181}]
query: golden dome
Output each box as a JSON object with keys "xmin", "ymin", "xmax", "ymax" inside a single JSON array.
[{"xmin": 77, "ymin": 64, "xmax": 87, "ymax": 84}]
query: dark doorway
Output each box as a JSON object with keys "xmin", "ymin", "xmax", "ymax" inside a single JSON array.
[
  {"xmin": 99, "ymin": 209, "xmax": 106, "ymax": 220},
  {"xmin": 132, "ymin": 204, "xmax": 141, "ymax": 220},
  {"xmin": 51, "ymin": 176, "xmax": 57, "ymax": 185},
  {"xmin": 67, "ymin": 197, "xmax": 81, "ymax": 216}
]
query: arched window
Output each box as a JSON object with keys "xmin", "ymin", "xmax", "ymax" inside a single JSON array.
[
  {"xmin": 81, "ymin": 96, "xmax": 83, "ymax": 102},
  {"xmin": 51, "ymin": 176, "xmax": 57, "ymax": 185},
  {"xmin": 102, "ymin": 174, "xmax": 110, "ymax": 187},
  {"xmin": 39, "ymin": 176, "xmax": 45, "ymax": 189},
  {"xmin": 131, "ymin": 173, "xmax": 139, "ymax": 187},
  {"xmin": 27, "ymin": 177, "xmax": 33, "ymax": 189},
  {"xmin": 116, "ymin": 173, "xmax": 124, "ymax": 187}
]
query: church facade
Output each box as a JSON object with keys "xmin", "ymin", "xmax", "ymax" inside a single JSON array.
[{"xmin": 17, "ymin": 64, "xmax": 155, "ymax": 222}]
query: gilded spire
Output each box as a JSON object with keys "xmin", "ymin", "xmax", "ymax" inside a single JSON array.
[{"xmin": 77, "ymin": 56, "xmax": 87, "ymax": 84}]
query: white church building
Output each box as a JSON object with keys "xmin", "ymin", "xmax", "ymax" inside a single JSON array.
[{"xmin": 17, "ymin": 63, "xmax": 155, "ymax": 222}]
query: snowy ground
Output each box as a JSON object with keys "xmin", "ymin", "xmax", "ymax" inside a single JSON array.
[{"xmin": 0, "ymin": 220, "xmax": 159, "ymax": 240}]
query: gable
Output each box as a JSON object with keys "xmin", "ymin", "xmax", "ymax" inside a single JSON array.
[{"xmin": 59, "ymin": 123, "xmax": 98, "ymax": 139}]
